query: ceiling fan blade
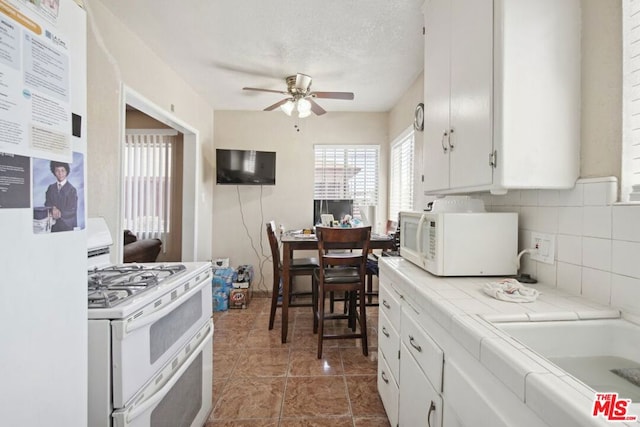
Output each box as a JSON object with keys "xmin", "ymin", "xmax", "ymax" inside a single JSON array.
[
  {"xmin": 309, "ymin": 98, "xmax": 327, "ymax": 116},
  {"xmin": 310, "ymin": 91, "xmax": 355, "ymax": 100},
  {"xmin": 263, "ymin": 98, "xmax": 290, "ymax": 111},
  {"xmin": 243, "ymin": 87, "xmax": 289, "ymax": 95}
]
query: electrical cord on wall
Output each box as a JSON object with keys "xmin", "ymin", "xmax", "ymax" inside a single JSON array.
[
  {"xmin": 515, "ymin": 248, "xmax": 538, "ymax": 284},
  {"xmin": 235, "ymin": 185, "xmax": 271, "ymax": 292}
]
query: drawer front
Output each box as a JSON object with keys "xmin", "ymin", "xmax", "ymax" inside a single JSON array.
[
  {"xmin": 379, "ymin": 281, "xmax": 402, "ymax": 331},
  {"xmin": 401, "ymin": 306, "xmax": 444, "ymax": 392},
  {"xmin": 378, "ymin": 309, "xmax": 400, "ymax": 381},
  {"xmin": 378, "ymin": 351, "xmax": 399, "ymax": 427}
]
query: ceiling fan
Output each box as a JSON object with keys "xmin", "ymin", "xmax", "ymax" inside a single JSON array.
[{"xmin": 242, "ymin": 73, "xmax": 354, "ymax": 117}]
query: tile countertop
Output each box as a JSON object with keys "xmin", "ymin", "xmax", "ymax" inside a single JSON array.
[{"xmin": 379, "ymin": 257, "xmax": 640, "ymax": 427}]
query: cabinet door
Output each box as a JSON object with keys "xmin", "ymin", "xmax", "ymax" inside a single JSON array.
[
  {"xmin": 399, "ymin": 342, "xmax": 443, "ymax": 427},
  {"xmin": 378, "ymin": 309, "xmax": 400, "ymax": 381},
  {"xmin": 378, "ymin": 352, "xmax": 399, "ymax": 427},
  {"xmin": 448, "ymin": 0, "xmax": 493, "ymax": 189},
  {"xmin": 423, "ymin": 0, "xmax": 451, "ymax": 192}
]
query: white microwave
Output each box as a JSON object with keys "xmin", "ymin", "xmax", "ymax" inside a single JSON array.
[{"xmin": 399, "ymin": 210, "xmax": 518, "ymax": 276}]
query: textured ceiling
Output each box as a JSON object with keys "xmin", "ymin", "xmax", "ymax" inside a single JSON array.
[{"xmin": 96, "ymin": 0, "xmax": 425, "ymax": 113}]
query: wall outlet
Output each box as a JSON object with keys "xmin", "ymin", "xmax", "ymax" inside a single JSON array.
[{"xmin": 530, "ymin": 232, "xmax": 555, "ymax": 264}]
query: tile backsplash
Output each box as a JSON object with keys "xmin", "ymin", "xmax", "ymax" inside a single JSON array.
[{"xmin": 481, "ymin": 177, "xmax": 640, "ymax": 316}]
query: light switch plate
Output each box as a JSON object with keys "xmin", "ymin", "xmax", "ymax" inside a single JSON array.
[{"xmin": 530, "ymin": 232, "xmax": 555, "ymax": 264}]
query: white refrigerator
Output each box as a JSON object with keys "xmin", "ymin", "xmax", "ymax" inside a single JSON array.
[{"xmin": 0, "ymin": 0, "xmax": 87, "ymax": 426}]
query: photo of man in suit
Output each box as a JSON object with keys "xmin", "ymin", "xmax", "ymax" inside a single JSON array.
[{"xmin": 45, "ymin": 161, "xmax": 77, "ymax": 232}]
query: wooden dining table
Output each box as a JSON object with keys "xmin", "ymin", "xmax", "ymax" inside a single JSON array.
[{"xmin": 279, "ymin": 231, "xmax": 395, "ymax": 343}]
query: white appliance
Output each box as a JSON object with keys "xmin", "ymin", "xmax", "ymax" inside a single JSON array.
[
  {"xmin": 399, "ymin": 197, "xmax": 518, "ymax": 276},
  {"xmin": 87, "ymin": 218, "xmax": 213, "ymax": 427},
  {"xmin": 0, "ymin": 1, "xmax": 87, "ymax": 426}
]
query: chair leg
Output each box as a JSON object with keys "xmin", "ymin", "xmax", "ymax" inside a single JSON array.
[
  {"xmin": 317, "ymin": 285, "xmax": 325, "ymax": 359},
  {"xmin": 312, "ymin": 276, "xmax": 318, "ymax": 333},
  {"xmin": 329, "ymin": 291, "xmax": 335, "ymax": 313},
  {"xmin": 343, "ymin": 291, "xmax": 349, "ymax": 314},
  {"xmin": 359, "ymin": 286, "xmax": 368, "ymax": 356},
  {"xmin": 268, "ymin": 277, "xmax": 280, "ymax": 330},
  {"xmin": 366, "ymin": 273, "xmax": 374, "ymax": 304},
  {"xmin": 349, "ymin": 291, "xmax": 357, "ymax": 331}
]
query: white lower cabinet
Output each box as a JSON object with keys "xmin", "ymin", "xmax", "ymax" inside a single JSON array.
[
  {"xmin": 399, "ymin": 341, "xmax": 442, "ymax": 427},
  {"xmin": 378, "ymin": 273, "xmax": 445, "ymax": 427},
  {"xmin": 377, "ymin": 279, "xmax": 402, "ymax": 426},
  {"xmin": 378, "ymin": 352, "xmax": 399, "ymax": 427},
  {"xmin": 378, "ymin": 262, "xmax": 549, "ymax": 427}
]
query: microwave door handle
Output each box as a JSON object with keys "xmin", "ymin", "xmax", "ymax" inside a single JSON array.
[
  {"xmin": 416, "ymin": 214, "xmax": 427, "ymax": 257},
  {"xmin": 124, "ymin": 321, "xmax": 213, "ymax": 424},
  {"xmin": 114, "ymin": 279, "xmax": 204, "ymax": 339}
]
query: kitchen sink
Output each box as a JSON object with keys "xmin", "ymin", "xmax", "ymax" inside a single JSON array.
[{"xmin": 493, "ymin": 318, "xmax": 640, "ymax": 401}]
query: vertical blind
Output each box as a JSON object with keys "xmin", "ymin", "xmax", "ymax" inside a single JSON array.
[
  {"xmin": 123, "ymin": 132, "xmax": 175, "ymax": 241},
  {"xmin": 314, "ymin": 145, "xmax": 379, "ymax": 206},
  {"xmin": 389, "ymin": 129, "xmax": 414, "ymax": 221},
  {"xmin": 624, "ymin": 0, "xmax": 640, "ymax": 201}
]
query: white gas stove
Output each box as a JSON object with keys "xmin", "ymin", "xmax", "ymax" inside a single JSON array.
[{"xmin": 87, "ymin": 218, "xmax": 213, "ymax": 427}]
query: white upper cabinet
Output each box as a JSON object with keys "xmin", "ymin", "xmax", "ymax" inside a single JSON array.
[{"xmin": 422, "ymin": 0, "xmax": 581, "ymax": 195}]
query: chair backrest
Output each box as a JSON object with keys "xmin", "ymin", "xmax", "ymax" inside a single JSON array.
[
  {"xmin": 315, "ymin": 226, "xmax": 372, "ymax": 274},
  {"xmin": 386, "ymin": 219, "xmax": 399, "ymax": 251},
  {"xmin": 266, "ymin": 221, "xmax": 282, "ymax": 275}
]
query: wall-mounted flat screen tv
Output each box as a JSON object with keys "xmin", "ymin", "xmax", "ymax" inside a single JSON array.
[{"xmin": 216, "ymin": 149, "xmax": 276, "ymax": 185}]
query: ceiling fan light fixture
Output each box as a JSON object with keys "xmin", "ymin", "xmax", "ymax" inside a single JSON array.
[
  {"xmin": 280, "ymin": 100, "xmax": 294, "ymax": 116},
  {"xmin": 298, "ymin": 109, "xmax": 311, "ymax": 118},
  {"xmin": 297, "ymin": 98, "xmax": 311, "ymax": 114}
]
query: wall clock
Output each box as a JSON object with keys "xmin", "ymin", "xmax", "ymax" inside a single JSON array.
[{"xmin": 414, "ymin": 102, "xmax": 424, "ymax": 131}]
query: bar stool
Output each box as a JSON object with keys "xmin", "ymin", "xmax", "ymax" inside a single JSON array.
[
  {"xmin": 313, "ymin": 226, "xmax": 371, "ymax": 359},
  {"xmin": 266, "ymin": 221, "xmax": 319, "ymax": 330}
]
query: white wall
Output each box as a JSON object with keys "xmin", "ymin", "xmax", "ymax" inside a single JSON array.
[
  {"xmin": 212, "ymin": 111, "xmax": 388, "ymax": 293},
  {"xmin": 85, "ymin": 0, "xmax": 215, "ymax": 262},
  {"xmin": 580, "ymin": 0, "xmax": 622, "ymax": 180},
  {"xmin": 388, "ymin": 72, "xmax": 425, "ymax": 211}
]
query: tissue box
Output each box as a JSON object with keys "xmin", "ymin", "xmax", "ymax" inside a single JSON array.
[{"xmin": 212, "ymin": 258, "xmax": 230, "ymax": 269}]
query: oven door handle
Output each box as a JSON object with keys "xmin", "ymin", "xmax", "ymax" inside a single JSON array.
[
  {"xmin": 114, "ymin": 278, "xmax": 205, "ymax": 338},
  {"xmin": 124, "ymin": 320, "xmax": 213, "ymax": 424}
]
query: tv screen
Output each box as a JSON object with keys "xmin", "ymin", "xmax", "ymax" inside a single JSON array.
[{"xmin": 216, "ymin": 149, "xmax": 276, "ymax": 185}]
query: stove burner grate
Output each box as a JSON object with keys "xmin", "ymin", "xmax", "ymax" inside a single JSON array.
[{"xmin": 87, "ymin": 264, "xmax": 187, "ymax": 308}]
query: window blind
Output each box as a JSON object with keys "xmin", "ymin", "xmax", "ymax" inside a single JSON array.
[
  {"xmin": 623, "ymin": 0, "xmax": 640, "ymax": 201},
  {"xmin": 123, "ymin": 132, "xmax": 175, "ymax": 242},
  {"xmin": 314, "ymin": 145, "xmax": 379, "ymax": 206},
  {"xmin": 389, "ymin": 129, "xmax": 414, "ymax": 221}
]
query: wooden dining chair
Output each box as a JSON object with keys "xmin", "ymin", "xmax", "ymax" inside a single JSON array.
[
  {"xmin": 313, "ymin": 226, "xmax": 371, "ymax": 359},
  {"xmin": 266, "ymin": 221, "xmax": 319, "ymax": 330},
  {"xmin": 365, "ymin": 219, "xmax": 399, "ymax": 305}
]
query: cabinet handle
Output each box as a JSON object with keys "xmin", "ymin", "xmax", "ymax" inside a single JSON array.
[
  {"xmin": 382, "ymin": 326, "xmax": 390, "ymax": 338},
  {"xmin": 448, "ymin": 128, "xmax": 455, "ymax": 150},
  {"xmin": 409, "ymin": 335, "xmax": 422, "ymax": 352},
  {"xmin": 427, "ymin": 401, "xmax": 436, "ymax": 427},
  {"xmin": 382, "ymin": 300, "xmax": 391, "ymax": 309},
  {"xmin": 381, "ymin": 371, "xmax": 389, "ymax": 384},
  {"xmin": 441, "ymin": 130, "xmax": 449, "ymax": 153}
]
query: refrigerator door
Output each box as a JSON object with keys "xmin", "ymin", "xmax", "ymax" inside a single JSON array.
[{"xmin": 0, "ymin": 1, "xmax": 88, "ymax": 426}]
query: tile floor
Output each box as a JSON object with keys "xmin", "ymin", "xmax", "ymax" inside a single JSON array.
[{"xmin": 206, "ymin": 296, "xmax": 391, "ymax": 427}]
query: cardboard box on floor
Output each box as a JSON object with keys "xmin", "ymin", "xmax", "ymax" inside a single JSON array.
[{"xmin": 229, "ymin": 287, "xmax": 251, "ymax": 309}]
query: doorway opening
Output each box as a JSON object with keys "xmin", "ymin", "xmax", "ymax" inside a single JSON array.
[{"xmin": 121, "ymin": 86, "xmax": 199, "ymax": 262}]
